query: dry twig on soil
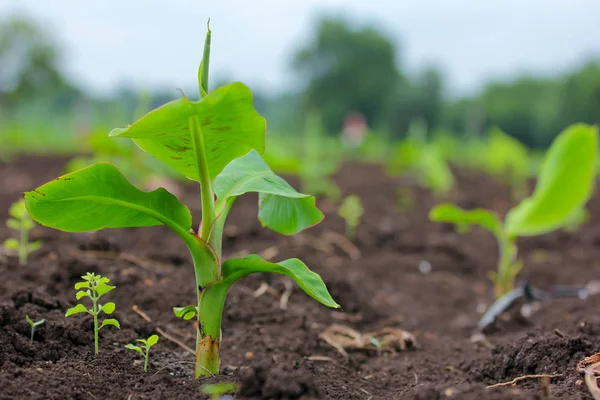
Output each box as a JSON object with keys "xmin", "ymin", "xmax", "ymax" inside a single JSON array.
[
  {"xmin": 577, "ymin": 353, "xmax": 600, "ymax": 400},
  {"xmin": 319, "ymin": 324, "xmax": 416, "ymax": 357}
]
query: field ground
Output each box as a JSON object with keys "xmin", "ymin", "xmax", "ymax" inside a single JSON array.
[{"xmin": 1, "ymin": 155, "xmax": 600, "ymax": 399}]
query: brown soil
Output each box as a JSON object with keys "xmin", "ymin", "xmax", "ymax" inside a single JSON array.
[{"xmin": 1, "ymin": 155, "xmax": 599, "ymax": 400}]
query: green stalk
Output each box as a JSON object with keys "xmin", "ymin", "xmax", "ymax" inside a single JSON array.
[
  {"xmin": 144, "ymin": 349, "xmax": 149, "ymax": 372},
  {"xmin": 18, "ymin": 219, "xmax": 28, "ymax": 266},
  {"xmin": 194, "ymin": 282, "xmax": 228, "ymax": 378},
  {"xmin": 190, "ymin": 22, "xmax": 226, "ymax": 378},
  {"xmin": 30, "ymin": 326, "xmax": 34, "ymax": 342},
  {"xmin": 494, "ymin": 234, "xmax": 519, "ymax": 299},
  {"xmin": 91, "ymin": 281, "xmax": 99, "ymax": 354}
]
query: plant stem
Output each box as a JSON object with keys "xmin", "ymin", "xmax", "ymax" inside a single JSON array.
[
  {"xmin": 91, "ymin": 281, "xmax": 99, "ymax": 354},
  {"xmin": 144, "ymin": 350, "xmax": 149, "ymax": 372},
  {"xmin": 30, "ymin": 326, "xmax": 34, "ymax": 342},
  {"xmin": 18, "ymin": 219, "xmax": 28, "ymax": 266},
  {"xmin": 495, "ymin": 235, "xmax": 519, "ymax": 299},
  {"xmin": 194, "ymin": 283, "xmax": 227, "ymax": 378}
]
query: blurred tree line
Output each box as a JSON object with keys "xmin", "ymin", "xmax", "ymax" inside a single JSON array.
[
  {"xmin": 284, "ymin": 15, "xmax": 600, "ymax": 147},
  {"xmin": 2, "ymin": 15, "xmax": 599, "ymax": 148}
]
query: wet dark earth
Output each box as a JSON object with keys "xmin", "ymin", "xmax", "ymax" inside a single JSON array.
[{"xmin": 1, "ymin": 155, "xmax": 599, "ymax": 399}]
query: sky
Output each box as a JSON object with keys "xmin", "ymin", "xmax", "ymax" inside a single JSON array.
[{"xmin": 2, "ymin": 0, "xmax": 600, "ymax": 98}]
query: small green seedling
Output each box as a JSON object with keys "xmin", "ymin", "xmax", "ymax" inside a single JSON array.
[
  {"xmin": 125, "ymin": 334, "xmax": 159, "ymax": 372},
  {"xmin": 65, "ymin": 273, "xmax": 120, "ymax": 354},
  {"xmin": 25, "ymin": 25, "xmax": 338, "ymax": 378},
  {"xmin": 338, "ymin": 195, "xmax": 364, "ymax": 240},
  {"xmin": 200, "ymin": 382, "xmax": 239, "ymax": 400},
  {"xmin": 3, "ymin": 199, "xmax": 41, "ymax": 265},
  {"xmin": 430, "ymin": 124, "xmax": 598, "ymax": 298},
  {"xmin": 387, "ymin": 139, "xmax": 455, "ymax": 196},
  {"xmin": 25, "ymin": 314, "xmax": 45, "ymax": 342},
  {"xmin": 299, "ymin": 110, "xmax": 342, "ymax": 202},
  {"xmin": 485, "ymin": 127, "xmax": 530, "ymax": 199}
]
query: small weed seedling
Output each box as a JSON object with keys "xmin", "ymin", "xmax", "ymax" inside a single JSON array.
[
  {"xmin": 430, "ymin": 124, "xmax": 598, "ymax": 298},
  {"xmin": 65, "ymin": 273, "xmax": 120, "ymax": 354},
  {"xmin": 338, "ymin": 195, "xmax": 364, "ymax": 240},
  {"xmin": 125, "ymin": 334, "xmax": 159, "ymax": 372},
  {"xmin": 485, "ymin": 127, "xmax": 530, "ymax": 200},
  {"xmin": 25, "ymin": 25, "xmax": 338, "ymax": 378},
  {"xmin": 25, "ymin": 315, "xmax": 45, "ymax": 342},
  {"xmin": 3, "ymin": 199, "xmax": 41, "ymax": 265},
  {"xmin": 387, "ymin": 138, "xmax": 455, "ymax": 196}
]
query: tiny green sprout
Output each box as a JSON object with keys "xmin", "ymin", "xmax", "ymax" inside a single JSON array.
[
  {"xmin": 25, "ymin": 314, "xmax": 45, "ymax": 342},
  {"xmin": 387, "ymin": 139, "xmax": 455, "ymax": 196},
  {"xmin": 125, "ymin": 334, "xmax": 159, "ymax": 372},
  {"xmin": 338, "ymin": 195, "xmax": 364, "ymax": 240},
  {"xmin": 368, "ymin": 336, "xmax": 382, "ymax": 349},
  {"xmin": 200, "ymin": 382, "xmax": 239, "ymax": 400},
  {"xmin": 3, "ymin": 199, "xmax": 41, "ymax": 265},
  {"xmin": 65, "ymin": 272, "xmax": 120, "ymax": 354},
  {"xmin": 485, "ymin": 127, "xmax": 530, "ymax": 200},
  {"xmin": 430, "ymin": 123, "xmax": 598, "ymax": 298},
  {"xmin": 25, "ymin": 25, "xmax": 338, "ymax": 378}
]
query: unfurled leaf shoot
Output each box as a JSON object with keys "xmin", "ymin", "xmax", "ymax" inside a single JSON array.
[{"xmin": 65, "ymin": 272, "xmax": 120, "ymax": 354}]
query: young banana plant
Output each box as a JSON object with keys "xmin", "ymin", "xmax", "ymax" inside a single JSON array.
[{"xmin": 24, "ymin": 24, "xmax": 338, "ymax": 378}]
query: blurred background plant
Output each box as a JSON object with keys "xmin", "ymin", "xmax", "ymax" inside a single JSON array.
[{"xmin": 1, "ymin": 2, "xmax": 599, "ymax": 195}]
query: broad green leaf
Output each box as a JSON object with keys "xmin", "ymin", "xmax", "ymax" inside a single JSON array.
[
  {"xmin": 222, "ymin": 255, "xmax": 339, "ymax": 308},
  {"xmin": 96, "ymin": 282, "xmax": 115, "ymax": 297},
  {"xmin": 109, "ymin": 83, "xmax": 266, "ymax": 181},
  {"xmin": 65, "ymin": 304, "xmax": 89, "ymax": 317},
  {"xmin": 3, "ymin": 238, "xmax": 19, "ymax": 251},
  {"xmin": 24, "ymin": 163, "xmax": 192, "ymax": 234},
  {"xmin": 146, "ymin": 334, "xmax": 159, "ymax": 346},
  {"xmin": 506, "ymin": 124, "xmax": 598, "ymax": 236},
  {"xmin": 213, "ymin": 150, "xmax": 323, "ymax": 235},
  {"xmin": 6, "ymin": 219, "xmax": 19, "ymax": 230},
  {"xmin": 25, "ymin": 315, "xmax": 34, "ymax": 326},
  {"xmin": 125, "ymin": 344, "xmax": 144, "ymax": 354},
  {"xmin": 429, "ymin": 204, "xmax": 503, "ymax": 237},
  {"xmin": 100, "ymin": 302, "xmax": 116, "ymax": 315},
  {"xmin": 100, "ymin": 319, "xmax": 120, "ymax": 329},
  {"xmin": 75, "ymin": 281, "xmax": 90, "ymax": 290},
  {"xmin": 76, "ymin": 290, "xmax": 90, "ymax": 300},
  {"xmin": 173, "ymin": 305, "xmax": 197, "ymax": 320}
]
